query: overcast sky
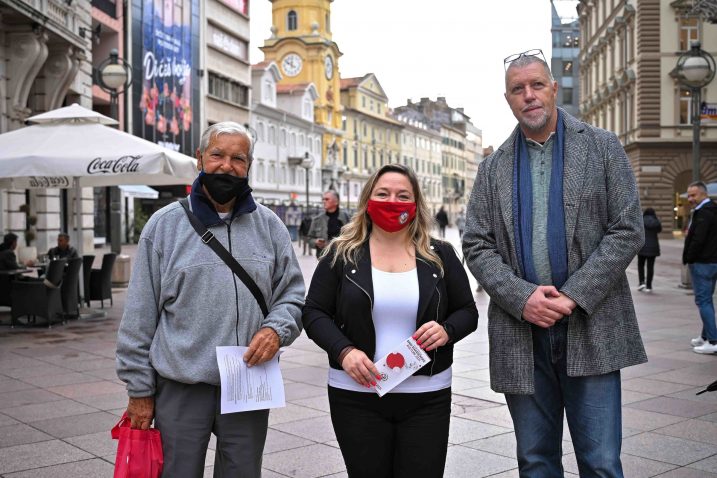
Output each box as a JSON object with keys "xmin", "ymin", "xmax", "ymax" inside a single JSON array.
[{"xmin": 249, "ymin": 1, "xmax": 580, "ymax": 148}]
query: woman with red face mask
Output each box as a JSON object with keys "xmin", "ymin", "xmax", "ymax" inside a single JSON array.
[{"xmin": 303, "ymin": 164, "xmax": 478, "ymax": 478}]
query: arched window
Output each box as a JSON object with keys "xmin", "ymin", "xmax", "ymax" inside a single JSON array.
[{"xmin": 287, "ymin": 10, "xmax": 298, "ymax": 31}]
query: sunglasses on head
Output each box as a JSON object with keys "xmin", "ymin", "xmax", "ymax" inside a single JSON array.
[{"xmin": 503, "ymin": 49, "xmax": 547, "ymax": 70}]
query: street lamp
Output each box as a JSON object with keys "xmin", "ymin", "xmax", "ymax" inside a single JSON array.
[
  {"xmin": 288, "ymin": 152, "xmax": 315, "ymax": 212},
  {"xmin": 301, "ymin": 155, "xmax": 315, "ymax": 211},
  {"xmin": 674, "ymin": 42, "xmax": 715, "ymax": 182},
  {"xmin": 95, "ymin": 49, "xmax": 133, "ymax": 255}
]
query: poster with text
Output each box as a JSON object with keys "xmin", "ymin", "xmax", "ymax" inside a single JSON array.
[{"xmin": 133, "ymin": 0, "xmax": 199, "ymax": 156}]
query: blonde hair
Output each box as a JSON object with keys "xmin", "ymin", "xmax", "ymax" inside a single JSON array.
[{"xmin": 326, "ymin": 164, "xmax": 443, "ymax": 273}]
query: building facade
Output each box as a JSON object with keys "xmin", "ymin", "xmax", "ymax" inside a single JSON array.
[
  {"xmin": 393, "ymin": 108, "xmax": 443, "ymax": 214},
  {"xmin": 260, "ymin": 0, "xmax": 344, "ymax": 183},
  {"xmin": 397, "ymin": 97, "xmax": 477, "ymax": 220},
  {"xmin": 202, "ymin": 0, "xmax": 251, "ymax": 127},
  {"xmin": 578, "ymin": 0, "xmax": 717, "ymax": 233},
  {"xmin": 0, "ymin": 0, "xmax": 94, "ymax": 254},
  {"xmin": 551, "ymin": 0, "xmax": 581, "ymax": 117},
  {"xmin": 339, "ymin": 74, "xmax": 402, "ymax": 208},
  {"xmin": 251, "ymin": 61, "xmax": 323, "ymax": 208}
]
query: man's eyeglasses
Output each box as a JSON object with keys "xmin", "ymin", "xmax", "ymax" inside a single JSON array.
[{"xmin": 503, "ymin": 49, "xmax": 547, "ymax": 70}]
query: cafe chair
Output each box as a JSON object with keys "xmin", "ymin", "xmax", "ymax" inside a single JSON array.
[
  {"xmin": 0, "ymin": 273, "xmax": 12, "ymax": 307},
  {"xmin": 89, "ymin": 253, "xmax": 116, "ymax": 308},
  {"xmin": 10, "ymin": 259, "xmax": 66, "ymax": 328},
  {"xmin": 61, "ymin": 257, "xmax": 83, "ymax": 320},
  {"xmin": 82, "ymin": 255, "xmax": 94, "ymax": 307}
]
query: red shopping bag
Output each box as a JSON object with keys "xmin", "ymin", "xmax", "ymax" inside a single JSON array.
[{"xmin": 111, "ymin": 412, "xmax": 164, "ymax": 478}]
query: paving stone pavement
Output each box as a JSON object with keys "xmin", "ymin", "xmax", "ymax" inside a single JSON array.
[{"xmin": 0, "ymin": 228, "xmax": 715, "ymax": 477}]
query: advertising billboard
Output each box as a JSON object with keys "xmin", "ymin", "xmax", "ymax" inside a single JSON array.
[{"xmin": 132, "ymin": 0, "xmax": 200, "ymax": 156}]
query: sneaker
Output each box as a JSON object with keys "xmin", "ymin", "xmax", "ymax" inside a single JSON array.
[
  {"xmin": 644, "ymin": 288, "xmax": 652, "ymax": 293},
  {"xmin": 637, "ymin": 284, "xmax": 646, "ymax": 291},
  {"xmin": 692, "ymin": 336, "xmax": 706, "ymax": 347},
  {"xmin": 693, "ymin": 342, "xmax": 717, "ymax": 354}
]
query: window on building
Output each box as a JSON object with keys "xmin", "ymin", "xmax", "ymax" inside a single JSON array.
[
  {"xmin": 208, "ymin": 72, "xmax": 249, "ymax": 107},
  {"xmin": 343, "ymin": 145, "xmax": 348, "ymax": 165},
  {"xmin": 303, "ymin": 98, "xmax": 313, "ymax": 121},
  {"xmin": 563, "ymin": 61, "xmax": 573, "ymax": 75},
  {"xmin": 679, "ymin": 17, "xmax": 699, "ymax": 51},
  {"xmin": 363, "ymin": 123, "xmax": 367, "ymax": 136},
  {"xmin": 362, "ymin": 96, "xmax": 366, "ymax": 108},
  {"xmin": 262, "ymin": 78, "xmax": 275, "ymax": 105},
  {"xmin": 563, "ymin": 88, "xmax": 573, "ymax": 104},
  {"xmin": 370, "ymin": 100, "xmax": 374, "ymax": 111},
  {"xmin": 679, "ymin": 89, "xmax": 693, "ymax": 124},
  {"xmin": 268, "ymin": 125, "xmax": 276, "ymax": 144},
  {"xmin": 377, "ymin": 104, "xmax": 382, "ymax": 114},
  {"xmin": 342, "ymin": 115, "xmax": 347, "ymax": 130},
  {"xmin": 287, "ymin": 10, "xmax": 297, "ymax": 31}
]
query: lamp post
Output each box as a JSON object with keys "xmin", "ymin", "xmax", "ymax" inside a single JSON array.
[
  {"xmin": 301, "ymin": 155, "xmax": 315, "ymax": 212},
  {"xmin": 96, "ymin": 49, "xmax": 132, "ymax": 254},
  {"xmin": 674, "ymin": 42, "xmax": 715, "ymax": 182}
]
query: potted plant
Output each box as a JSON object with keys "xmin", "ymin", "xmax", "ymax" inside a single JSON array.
[{"xmin": 17, "ymin": 204, "xmax": 38, "ymax": 264}]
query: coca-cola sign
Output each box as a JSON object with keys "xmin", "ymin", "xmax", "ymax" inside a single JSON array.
[
  {"xmin": 87, "ymin": 155, "xmax": 142, "ymax": 175},
  {"xmin": 27, "ymin": 176, "xmax": 70, "ymax": 188}
]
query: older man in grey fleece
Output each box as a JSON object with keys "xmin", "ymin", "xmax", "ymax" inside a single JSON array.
[
  {"xmin": 463, "ymin": 51, "xmax": 645, "ymax": 477},
  {"xmin": 116, "ymin": 122, "xmax": 304, "ymax": 478}
]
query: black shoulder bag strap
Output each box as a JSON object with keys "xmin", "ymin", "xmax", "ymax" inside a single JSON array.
[{"xmin": 178, "ymin": 198, "xmax": 269, "ymax": 318}]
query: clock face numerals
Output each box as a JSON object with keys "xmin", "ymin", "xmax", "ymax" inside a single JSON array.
[
  {"xmin": 282, "ymin": 53, "xmax": 303, "ymax": 77},
  {"xmin": 324, "ymin": 55, "xmax": 334, "ymax": 80}
]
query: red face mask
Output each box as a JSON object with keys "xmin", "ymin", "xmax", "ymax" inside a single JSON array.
[{"xmin": 366, "ymin": 200, "xmax": 417, "ymax": 233}]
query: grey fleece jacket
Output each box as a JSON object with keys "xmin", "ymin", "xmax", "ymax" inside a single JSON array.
[{"xmin": 116, "ymin": 201, "xmax": 304, "ymax": 398}]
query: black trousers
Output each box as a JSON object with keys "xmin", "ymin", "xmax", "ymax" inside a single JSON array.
[
  {"xmin": 154, "ymin": 376, "xmax": 269, "ymax": 478},
  {"xmin": 328, "ymin": 386, "xmax": 451, "ymax": 478},
  {"xmin": 637, "ymin": 255, "xmax": 656, "ymax": 288}
]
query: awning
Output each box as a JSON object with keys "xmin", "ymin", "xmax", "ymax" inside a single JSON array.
[{"xmin": 119, "ymin": 185, "xmax": 159, "ymax": 199}]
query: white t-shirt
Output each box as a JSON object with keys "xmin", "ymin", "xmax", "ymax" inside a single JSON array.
[{"xmin": 328, "ymin": 267, "xmax": 452, "ymax": 393}]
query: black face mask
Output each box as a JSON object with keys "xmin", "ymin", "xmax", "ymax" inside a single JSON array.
[{"xmin": 199, "ymin": 172, "xmax": 251, "ymax": 205}]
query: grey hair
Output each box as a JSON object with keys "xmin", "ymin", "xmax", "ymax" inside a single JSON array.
[
  {"xmin": 324, "ymin": 190, "xmax": 340, "ymax": 202},
  {"xmin": 688, "ymin": 181, "xmax": 708, "ymax": 193},
  {"xmin": 505, "ymin": 55, "xmax": 555, "ymax": 88},
  {"xmin": 198, "ymin": 121, "xmax": 254, "ymax": 162}
]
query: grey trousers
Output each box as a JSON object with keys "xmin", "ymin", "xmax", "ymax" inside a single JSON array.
[{"xmin": 154, "ymin": 376, "xmax": 269, "ymax": 478}]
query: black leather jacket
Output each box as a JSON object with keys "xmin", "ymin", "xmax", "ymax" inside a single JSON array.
[{"xmin": 303, "ymin": 240, "xmax": 478, "ymax": 376}]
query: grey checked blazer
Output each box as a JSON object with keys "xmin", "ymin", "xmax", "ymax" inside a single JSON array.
[{"xmin": 462, "ymin": 110, "xmax": 647, "ymax": 395}]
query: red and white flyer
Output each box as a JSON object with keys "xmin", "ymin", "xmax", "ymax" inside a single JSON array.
[{"xmin": 373, "ymin": 337, "xmax": 431, "ymax": 397}]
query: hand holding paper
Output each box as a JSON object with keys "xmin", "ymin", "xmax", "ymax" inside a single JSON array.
[{"xmin": 373, "ymin": 337, "xmax": 431, "ymax": 397}]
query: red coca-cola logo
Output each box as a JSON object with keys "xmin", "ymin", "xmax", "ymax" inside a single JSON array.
[
  {"xmin": 386, "ymin": 353, "xmax": 405, "ymax": 370},
  {"xmin": 87, "ymin": 155, "xmax": 141, "ymax": 175}
]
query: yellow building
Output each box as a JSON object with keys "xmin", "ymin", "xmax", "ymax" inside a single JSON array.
[
  {"xmin": 260, "ymin": 0, "xmax": 344, "ymax": 176},
  {"xmin": 340, "ymin": 74, "xmax": 403, "ymax": 207}
]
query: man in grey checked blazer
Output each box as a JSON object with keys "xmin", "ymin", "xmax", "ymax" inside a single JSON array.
[{"xmin": 463, "ymin": 52, "xmax": 646, "ymax": 477}]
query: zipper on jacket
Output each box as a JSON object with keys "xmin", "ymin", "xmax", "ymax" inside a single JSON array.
[
  {"xmin": 227, "ymin": 221, "xmax": 240, "ymax": 346},
  {"xmin": 430, "ymin": 286, "xmax": 441, "ymax": 376},
  {"xmin": 346, "ymin": 274, "xmax": 373, "ymax": 310}
]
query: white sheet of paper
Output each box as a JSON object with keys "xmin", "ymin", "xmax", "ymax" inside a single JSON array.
[
  {"xmin": 216, "ymin": 346, "xmax": 286, "ymax": 414},
  {"xmin": 373, "ymin": 337, "xmax": 431, "ymax": 397}
]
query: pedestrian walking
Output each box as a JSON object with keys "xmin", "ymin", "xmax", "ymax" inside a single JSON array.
[
  {"xmin": 435, "ymin": 206, "xmax": 448, "ymax": 238},
  {"xmin": 637, "ymin": 208, "xmax": 661, "ymax": 293},
  {"xmin": 115, "ymin": 122, "xmax": 305, "ymax": 478},
  {"xmin": 683, "ymin": 181, "xmax": 717, "ymax": 354},
  {"xmin": 299, "ymin": 215, "xmax": 313, "ymax": 256},
  {"xmin": 462, "ymin": 50, "xmax": 646, "ymax": 477},
  {"xmin": 455, "ymin": 209, "xmax": 466, "ymax": 239},
  {"xmin": 303, "ymin": 164, "xmax": 478, "ymax": 478}
]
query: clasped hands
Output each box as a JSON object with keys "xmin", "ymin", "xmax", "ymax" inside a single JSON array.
[
  {"xmin": 523, "ymin": 285, "xmax": 576, "ymax": 328},
  {"xmin": 341, "ymin": 321, "xmax": 449, "ymax": 388},
  {"xmin": 126, "ymin": 327, "xmax": 280, "ymax": 429}
]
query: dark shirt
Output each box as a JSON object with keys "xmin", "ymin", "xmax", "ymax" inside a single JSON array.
[
  {"xmin": 0, "ymin": 249, "xmax": 19, "ymax": 271},
  {"xmin": 47, "ymin": 246, "xmax": 79, "ymax": 260},
  {"xmin": 327, "ymin": 209, "xmax": 342, "ymax": 241},
  {"xmin": 683, "ymin": 200, "xmax": 717, "ymax": 264}
]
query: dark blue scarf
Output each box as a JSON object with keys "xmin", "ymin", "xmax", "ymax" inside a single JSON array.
[{"xmin": 512, "ymin": 110, "xmax": 568, "ymax": 288}]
